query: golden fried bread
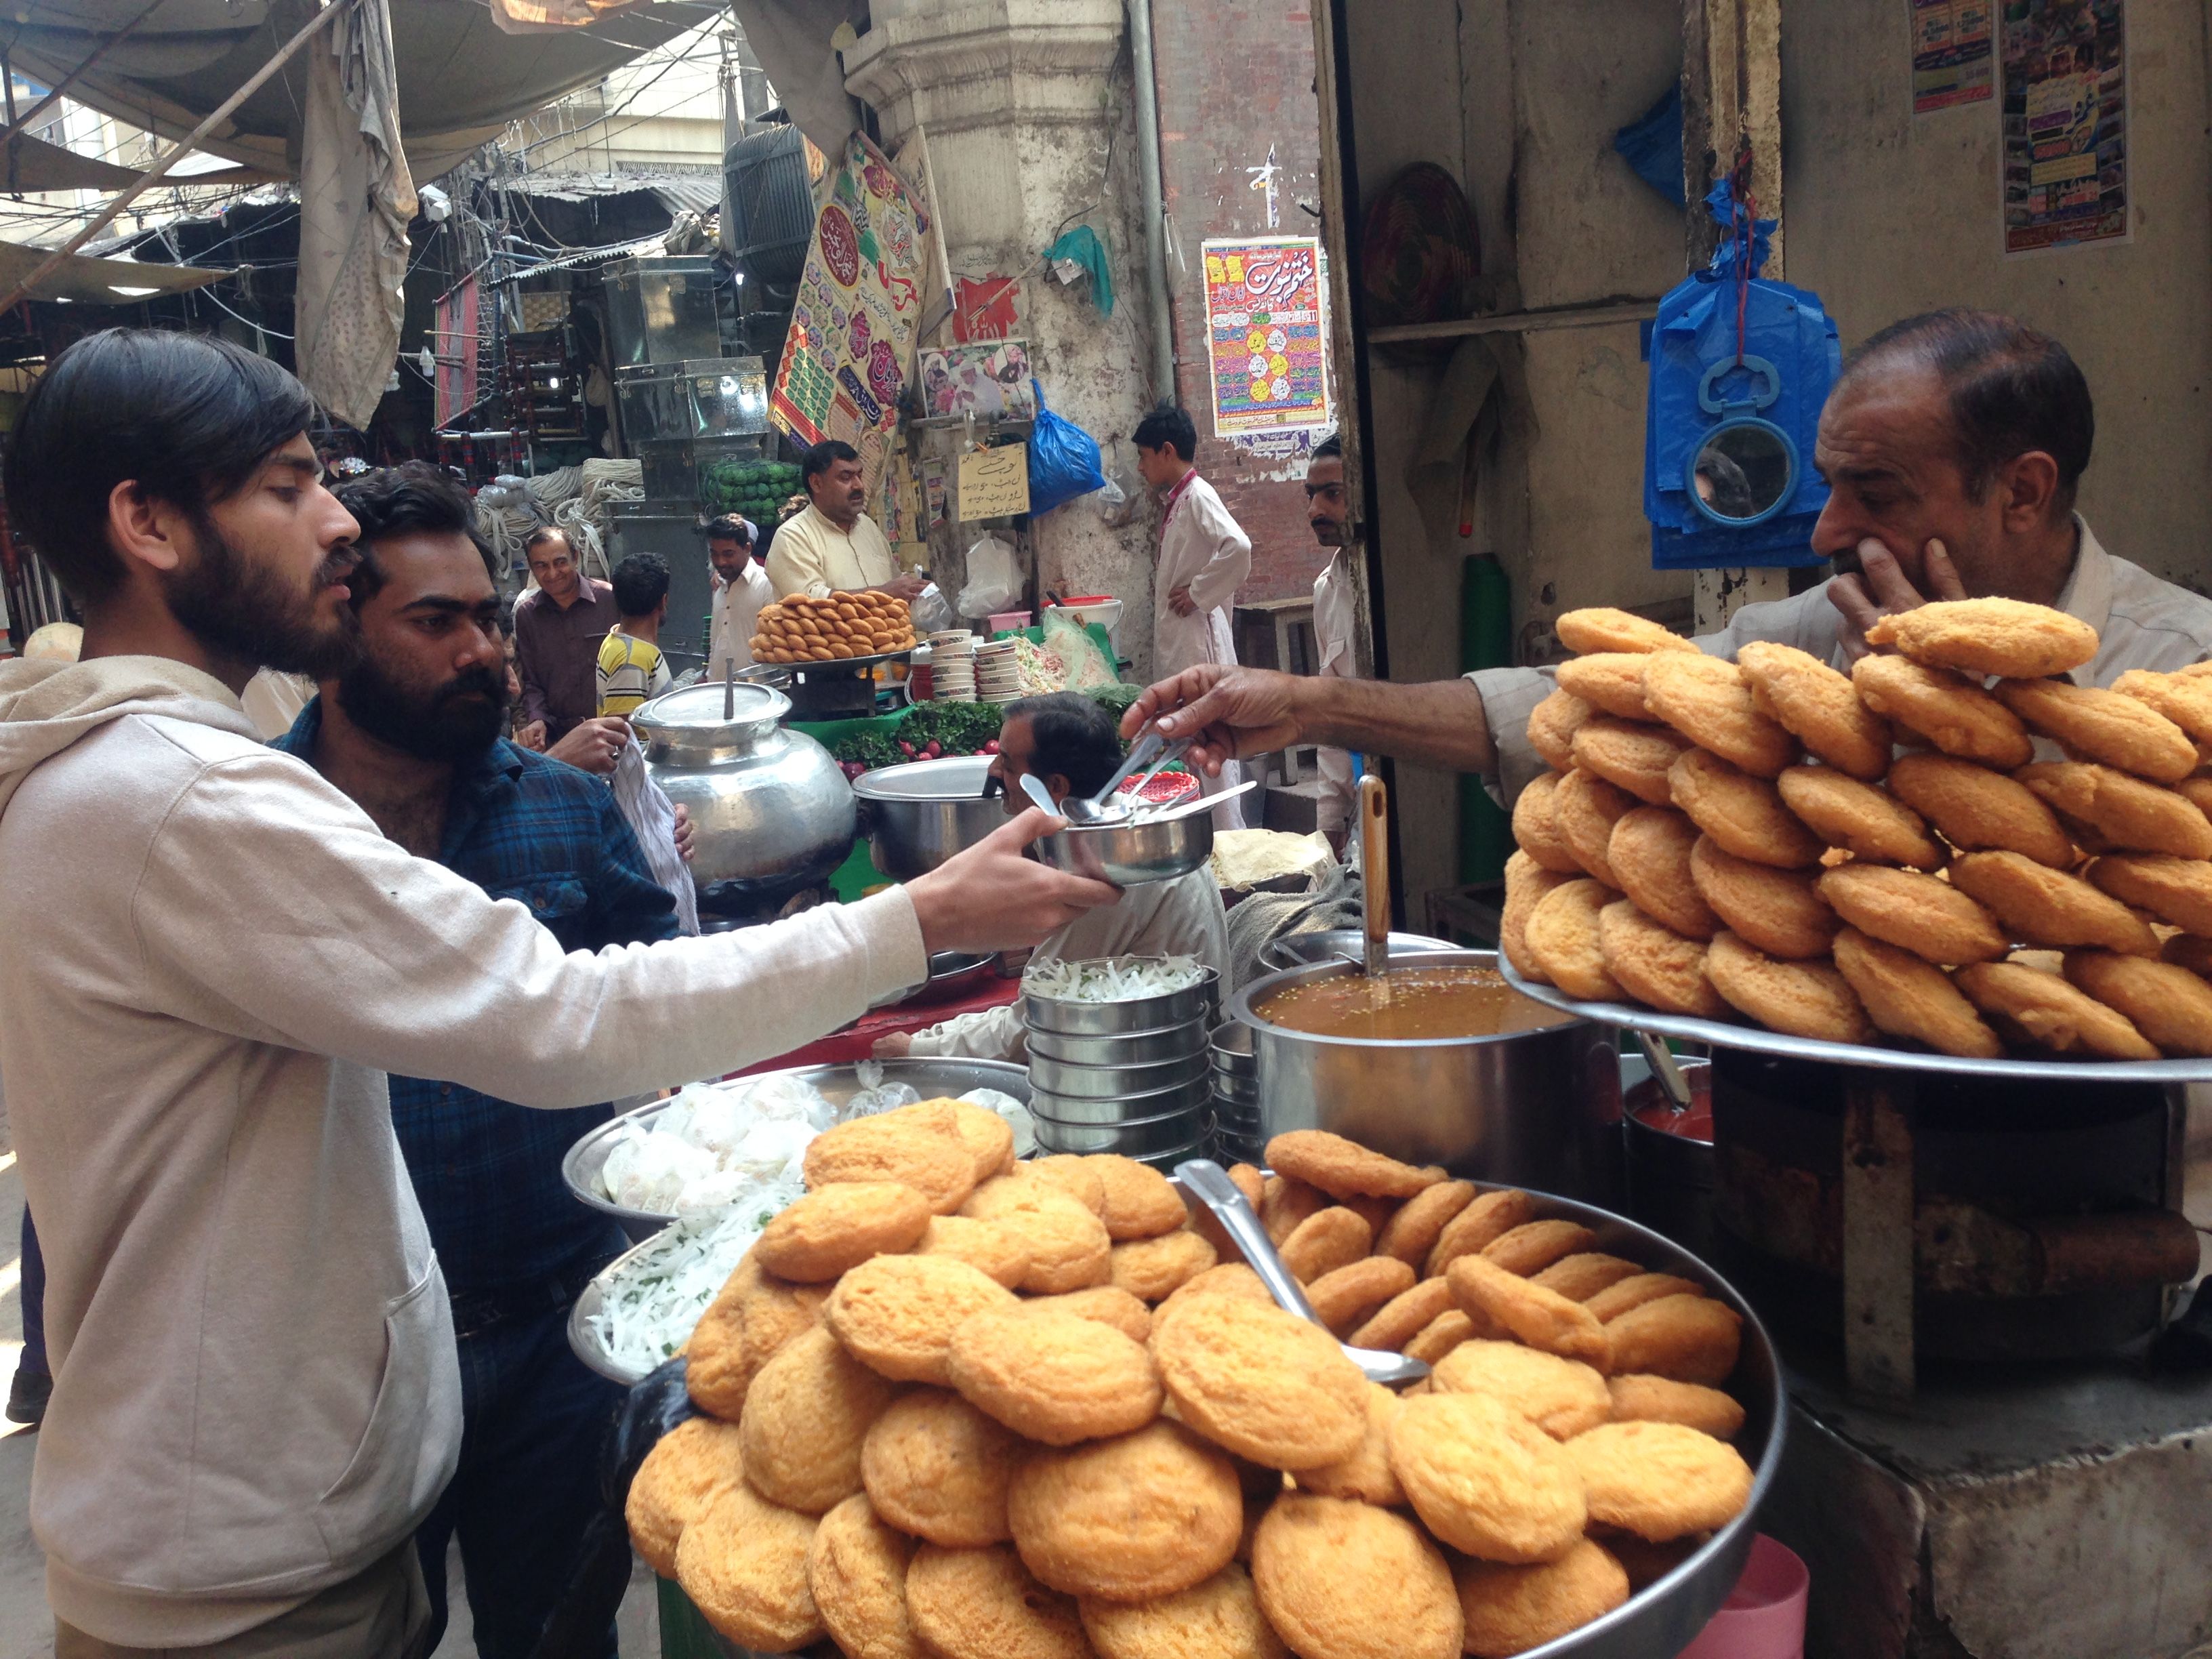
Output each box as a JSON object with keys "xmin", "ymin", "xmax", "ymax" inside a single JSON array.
[
  {"xmin": 1028, "ymin": 1285, "xmax": 1154, "ymax": 1343},
  {"xmin": 1501, "ymin": 851, "xmax": 1576, "ymax": 985},
  {"xmin": 1446, "ymin": 1256, "xmax": 1608, "ymax": 1366},
  {"xmin": 1564, "ymin": 1421, "xmax": 1753, "ymax": 1541},
  {"xmin": 2061, "ymin": 949, "xmax": 2212, "ymax": 1057},
  {"xmin": 1607, "ymin": 805, "xmax": 1722, "ymax": 939},
  {"xmin": 2089, "ymin": 853, "xmax": 2212, "ymax": 934},
  {"xmin": 1950, "ymin": 849, "xmax": 2161, "ymax": 954},
  {"xmin": 1775, "ymin": 765, "xmax": 1943, "ymax": 868},
  {"xmin": 1349, "ymin": 1276, "xmax": 1459, "ymax": 1352},
  {"xmin": 1601, "ymin": 1294, "xmax": 1742, "ymax": 1385},
  {"xmin": 1426, "ymin": 1188, "xmax": 1536, "ymax": 1278},
  {"xmin": 2114, "ymin": 668, "xmax": 2212, "ymax": 746},
  {"xmin": 1151, "ymin": 1296, "xmax": 1368, "ymax": 1470},
  {"xmin": 861, "ymin": 1389, "xmax": 1021, "ymax": 1547},
  {"xmin": 1305, "ymin": 1256, "xmax": 1418, "ymax": 1334},
  {"xmin": 804, "ymin": 1103, "xmax": 979, "ymax": 1214},
  {"xmin": 1597, "ymin": 899, "xmax": 1729, "ymax": 1017},
  {"xmin": 1554, "ymin": 766, "xmax": 1636, "ymax": 886},
  {"xmin": 1816, "ymin": 863, "xmax": 2009, "ymax": 965},
  {"xmin": 947, "ymin": 1305, "xmax": 1162, "ymax": 1446},
  {"xmin": 1252, "ymin": 1494, "xmax": 1464, "ymax": 1659},
  {"xmin": 916, "ymin": 1215, "xmax": 1032, "ymax": 1288},
  {"xmin": 1007, "ymin": 1421, "xmax": 1242, "ymax": 1601},
  {"xmin": 904, "ymin": 1544, "xmax": 1092, "ymax": 1659},
  {"xmin": 627, "ymin": 1416, "xmax": 747, "ymax": 1578},
  {"xmin": 1027, "ymin": 1155, "xmax": 1107, "ymax": 1215},
  {"xmin": 1265, "ymin": 1130, "xmax": 1441, "ymax": 1200},
  {"xmin": 1993, "ymin": 678, "xmax": 2198, "ymax": 782},
  {"xmin": 1738, "ymin": 639, "xmax": 1893, "ymax": 779},
  {"xmin": 1887, "ymin": 751, "xmax": 2076, "ymax": 867},
  {"xmin": 1277, "ymin": 1206, "xmax": 1375, "ymax": 1281},
  {"xmin": 960, "ymin": 1174, "xmax": 1114, "ymax": 1294},
  {"xmin": 2015, "ymin": 761, "xmax": 2212, "ymax": 857},
  {"xmin": 1481, "ymin": 1218, "xmax": 1599, "ymax": 1277},
  {"xmin": 1529, "ymin": 1252, "xmax": 1644, "ymax": 1303},
  {"xmin": 1831, "ymin": 926, "xmax": 2005, "ymax": 1059},
  {"xmin": 1528, "ymin": 688, "xmax": 1599, "ymax": 773},
  {"xmin": 1584, "ymin": 1275, "xmax": 1704, "ymax": 1323},
  {"xmin": 1571, "ymin": 718, "xmax": 1696, "ymax": 806},
  {"xmin": 1511, "ymin": 771, "xmax": 1583, "ymax": 874},
  {"xmin": 1078, "ymin": 1562, "xmax": 1288, "ymax": 1659},
  {"xmin": 684, "ymin": 1252, "xmax": 830, "ymax": 1422},
  {"xmin": 1555, "ymin": 607, "xmax": 1698, "ymax": 656},
  {"xmin": 1555, "ymin": 653, "xmax": 1653, "ymax": 721},
  {"xmin": 1641, "ymin": 652, "xmax": 1797, "ymax": 776},
  {"xmin": 676, "ymin": 1480, "xmax": 825, "ymax": 1651},
  {"xmin": 1109, "ymin": 1229, "xmax": 1219, "ymax": 1302},
  {"xmin": 823, "ymin": 1252, "xmax": 1018, "ymax": 1385},
  {"xmin": 806, "ymin": 1494, "xmax": 922, "ymax": 1659},
  {"xmin": 1852, "ymin": 654, "xmax": 2032, "ymax": 767},
  {"xmin": 1688, "ymin": 838, "xmax": 1839, "ymax": 959},
  {"xmin": 1668, "ymin": 747, "xmax": 1825, "ymax": 867},
  {"xmin": 1955, "ymin": 960, "xmax": 2160, "ymax": 1059},
  {"xmin": 1864, "ymin": 598, "xmax": 2098, "ymax": 679},
  {"xmin": 1455, "ymin": 1540, "xmax": 1631, "ymax": 1659},
  {"xmin": 1523, "ymin": 879, "xmax": 1626, "ymax": 1001},
  {"xmin": 1704, "ymin": 931, "xmax": 1875, "ymax": 1044},
  {"xmin": 1258, "ymin": 1174, "xmax": 1327, "ymax": 1244},
  {"xmin": 1296, "ymin": 1384, "xmax": 1408, "ymax": 1506},
  {"xmin": 1606, "ymin": 1374, "xmax": 1748, "ymax": 1439},
  {"xmin": 944, "ymin": 1099, "xmax": 1019, "ymax": 1182},
  {"xmin": 756, "ymin": 1181, "xmax": 933, "ymax": 1283},
  {"xmin": 1086, "ymin": 1155, "xmax": 1189, "ymax": 1241},
  {"xmin": 740, "ymin": 1324, "xmax": 898, "ymax": 1512},
  {"xmin": 1387, "ymin": 1393, "xmax": 1588, "ymax": 1563},
  {"xmin": 1374, "ymin": 1179, "xmax": 1477, "ymax": 1268},
  {"xmin": 1405, "ymin": 1310, "xmax": 1481, "ymax": 1365},
  {"xmin": 1429, "ymin": 1340, "xmax": 1611, "ymax": 1439}
]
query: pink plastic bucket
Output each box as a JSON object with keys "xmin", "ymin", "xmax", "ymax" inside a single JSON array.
[
  {"xmin": 1677, "ymin": 1536, "xmax": 1809, "ymax": 1659},
  {"xmin": 987, "ymin": 610, "xmax": 1033, "ymax": 633}
]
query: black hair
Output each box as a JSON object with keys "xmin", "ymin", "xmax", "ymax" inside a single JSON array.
[
  {"xmin": 4, "ymin": 328, "xmax": 316, "ymax": 605},
  {"xmin": 1005, "ymin": 691, "xmax": 1123, "ymax": 798},
  {"xmin": 801, "ymin": 440, "xmax": 861, "ymax": 485},
  {"xmin": 1311, "ymin": 431, "xmax": 1343, "ymax": 462},
  {"xmin": 611, "ymin": 553, "xmax": 670, "ymax": 617},
  {"xmin": 333, "ymin": 462, "xmax": 497, "ymax": 605},
  {"xmin": 1842, "ymin": 308, "xmax": 2094, "ymax": 512},
  {"xmin": 1132, "ymin": 404, "xmax": 1198, "ymax": 463},
  {"xmin": 523, "ymin": 524, "xmax": 572, "ymax": 556},
  {"xmin": 704, "ymin": 515, "xmax": 754, "ymax": 546}
]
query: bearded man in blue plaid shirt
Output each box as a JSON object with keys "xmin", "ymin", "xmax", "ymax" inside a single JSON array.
[{"xmin": 270, "ymin": 464, "xmax": 675, "ymax": 1659}]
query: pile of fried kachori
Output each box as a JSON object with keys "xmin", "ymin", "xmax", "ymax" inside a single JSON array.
[
  {"xmin": 628, "ymin": 1116, "xmax": 1757, "ymax": 1658},
  {"xmin": 1507, "ymin": 602, "xmax": 2212, "ymax": 1060},
  {"xmin": 750, "ymin": 592, "xmax": 917, "ymax": 663}
]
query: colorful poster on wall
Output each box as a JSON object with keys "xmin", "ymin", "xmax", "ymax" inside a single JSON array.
[
  {"xmin": 771, "ymin": 132, "xmax": 934, "ymax": 493},
  {"xmin": 1200, "ymin": 237, "xmax": 1332, "ymax": 438},
  {"xmin": 1911, "ymin": 0, "xmax": 1993, "ymax": 112},
  {"xmin": 2000, "ymin": 0, "xmax": 2128, "ymax": 255},
  {"xmin": 918, "ymin": 340, "xmax": 1036, "ymax": 420}
]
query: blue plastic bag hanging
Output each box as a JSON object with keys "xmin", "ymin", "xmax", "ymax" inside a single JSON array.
[
  {"xmin": 1026, "ymin": 380, "xmax": 1107, "ymax": 516},
  {"xmin": 1644, "ymin": 171, "xmax": 1840, "ymax": 569}
]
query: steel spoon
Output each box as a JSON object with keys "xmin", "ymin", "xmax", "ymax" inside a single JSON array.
[{"xmin": 1018, "ymin": 772, "xmax": 1062, "ymax": 819}]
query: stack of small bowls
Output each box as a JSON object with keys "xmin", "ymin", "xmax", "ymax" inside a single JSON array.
[
  {"xmin": 1022, "ymin": 964, "xmax": 1218, "ymax": 1168},
  {"xmin": 1209, "ymin": 1021, "xmax": 1261, "ymax": 1164},
  {"xmin": 929, "ymin": 631, "xmax": 977, "ymax": 701},
  {"xmin": 975, "ymin": 639, "xmax": 1022, "ymax": 705}
]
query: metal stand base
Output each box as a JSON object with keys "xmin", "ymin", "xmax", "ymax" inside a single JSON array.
[{"xmin": 1842, "ymin": 1069, "xmax": 1917, "ymax": 1400}]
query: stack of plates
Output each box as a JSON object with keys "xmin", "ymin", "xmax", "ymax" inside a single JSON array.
[
  {"xmin": 974, "ymin": 639, "xmax": 1022, "ymax": 705},
  {"xmin": 1023, "ymin": 966, "xmax": 1220, "ymax": 1168},
  {"xmin": 930, "ymin": 630, "xmax": 977, "ymax": 702},
  {"xmin": 1209, "ymin": 1020, "xmax": 1261, "ymax": 1165}
]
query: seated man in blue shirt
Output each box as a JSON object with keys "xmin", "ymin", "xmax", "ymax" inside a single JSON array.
[{"xmin": 270, "ymin": 463, "xmax": 673, "ymax": 1659}]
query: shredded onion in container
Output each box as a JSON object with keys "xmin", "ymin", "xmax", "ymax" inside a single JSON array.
[
  {"xmin": 585, "ymin": 1194, "xmax": 798, "ymax": 1373},
  {"xmin": 1023, "ymin": 954, "xmax": 1203, "ymax": 1003}
]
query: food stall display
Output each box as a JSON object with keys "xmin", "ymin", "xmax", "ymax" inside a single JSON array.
[
  {"xmin": 617, "ymin": 1118, "xmax": 1779, "ymax": 1658},
  {"xmin": 750, "ymin": 594, "xmax": 918, "ymax": 665}
]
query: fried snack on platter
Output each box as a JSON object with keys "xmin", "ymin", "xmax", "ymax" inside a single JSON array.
[
  {"xmin": 1455, "ymin": 1540, "xmax": 1631, "ymax": 1659},
  {"xmin": 1816, "ymin": 863, "xmax": 2010, "ymax": 966},
  {"xmin": 1571, "ymin": 718, "xmax": 1696, "ymax": 806},
  {"xmin": 2184, "ymin": 777, "xmax": 2212, "ymax": 815},
  {"xmin": 1738, "ymin": 640, "xmax": 1893, "ymax": 780},
  {"xmin": 1689, "ymin": 838, "xmax": 1839, "ymax": 960},
  {"xmin": 1523, "ymin": 879, "xmax": 1625, "ymax": 1001},
  {"xmin": 1641, "ymin": 652, "xmax": 1799, "ymax": 777},
  {"xmin": 1597, "ymin": 899, "xmax": 1729, "ymax": 1017},
  {"xmin": 1886, "ymin": 751, "xmax": 2075, "ymax": 867},
  {"xmin": 1481, "ymin": 1218, "xmax": 1599, "ymax": 1277},
  {"xmin": 2016, "ymin": 762, "xmax": 2212, "ymax": 858},
  {"xmin": 1831, "ymin": 926, "xmax": 2005, "ymax": 1059},
  {"xmin": 1704, "ymin": 931, "xmax": 1876, "ymax": 1044},
  {"xmin": 1008, "ymin": 1421, "xmax": 1242, "ymax": 1601},
  {"xmin": 1528, "ymin": 688, "xmax": 1600, "ymax": 772},
  {"xmin": 1226, "ymin": 1163, "xmax": 1266, "ymax": 1210},
  {"xmin": 1406, "ymin": 1309, "xmax": 1483, "ymax": 1363},
  {"xmin": 1350, "ymin": 1276, "xmax": 1458, "ymax": 1351},
  {"xmin": 741, "ymin": 1325, "xmax": 897, "ymax": 1512},
  {"xmin": 1501, "ymin": 852, "xmax": 1576, "ymax": 985},
  {"xmin": 2090, "ymin": 853, "xmax": 2212, "ymax": 934},
  {"xmin": 862, "ymin": 1390, "xmax": 1021, "ymax": 1547},
  {"xmin": 1252, "ymin": 1494, "xmax": 1464, "ymax": 1659},
  {"xmin": 807, "ymin": 1494, "xmax": 923, "ymax": 1659},
  {"xmin": 1277, "ymin": 1206, "xmax": 1374, "ymax": 1281},
  {"xmin": 1956, "ymin": 958, "xmax": 2163, "ymax": 1059},
  {"xmin": 2061, "ymin": 949, "xmax": 2212, "ymax": 1057},
  {"xmin": 947, "ymin": 1306, "xmax": 1162, "ymax": 1446},
  {"xmin": 1266, "ymin": 1128, "xmax": 1443, "ymax": 1200},
  {"xmin": 1446, "ymin": 1255, "xmax": 1609, "ymax": 1366},
  {"xmin": 1864, "ymin": 597, "xmax": 2098, "ymax": 679},
  {"xmin": 1027, "ymin": 1285, "xmax": 1153, "ymax": 1343},
  {"xmin": 1427, "ymin": 1188, "xmax": 1536, "ymax": 1277},
  {"xmin": 1556, "ymin": 606, "xmax": 1699, "ymax": 656},
  {"xmin": 755, "ymin": 1181, "xmax": 933, "ymax": 1283},
  {"xmin": 1565, "ymin": 1421, "xmax": 1753, "ymax": 1541},
  {"xmin": 945, "ymin": 1099, "xmax": 1019, "ymax": 1181},
  {"xmin": 2165, "ymin": 934, "xmax": 2212, "ymax": 977},
  {"xmin": 676, "ymin": 1481, "xmax": 825, "ymax": 1651},
  {"xmin": 628, "ymin": 1416, "xmax": 747, "ymax": 1577},
  {"xmin": 1296, "ymin": 1383, "xmax": 1408, "ymax": 1505},
  {"xmin": 1108, "ymin": 1229, "xmax": 1218, "ymax": 1302},
  {"xmin": 1079, "ymin": 1562, "xmax": 1290, "ymax": 1659},
  {"xmin": 804, "ymin": 1104, "xmax": 978, "ymax": 1214},
  {"xmin": 1554, "ymin": 766, "xmax": 1636, "ymax": 886},
  {"xmin": 1607, "ymin": 1374, "xmax": 1748, "ymax": 1439},
  {"xmin": 1555, "ymin": 652, "xmax": 1654, "ymax": 720},
  {"xmin": 916, "ymin": 1215, "xmax": 1032, "ymax": 1289},
  {"xmin": 1375, "ymin": 1179, "xmax": 1477, "ymax": 1267},
  {"xmin": 1258, "ymin": 1174, "xmax": 1327, "ymax": 1244},
  {"xmin": 1584, "ymin": 1275, "xmax": 1704, "ymax": 1324},
  {"xmin": 1775, "ymin": 766, "xmax": 1944, "ymax": 869},
  {"xmin": 905, "ymin": 1544, "xmax": 1091, "ymax": 1659},
  {"xmin": 959, "ymin": 1175, "xmax": 1113, "ymax": 1294},
  {"xmin": 1429, "ymin": 1340, "xmax": 1611, "ymax": 1439},
  {"xmin": 2115, "ymin": 668, "xmax": 2212, "ymax": 747},
  {"xmin": 1306, "ymin": 1256, "xmax": 1418, "ymax": 1334},
  {"xmin": 1151, "ymin": 1295, "xmax": 1368, "ymax": 1469},
  {"xmin": 824, "ymin": 1254, "xmax": 1017, "ymax": 1385},
  {"xmin": 1511, "ymin": 771, "xmax": 1582, "ymax": 875},
  {"xmin": 1530, "ymin": 1252, "xmax": 1644, "ymax": 1303},
  {"xmin": 1950, "ymin": 849, "xmax": 2161, "ymax": 954},
  {"xmin": 1668, "ymin": 747, "xmax": 1825, "ymax": 868},
  {"xmin": 1387, "ymin": 1392, "xmax": 1589, "ymax": 1563},
  {"xmin": 685, "ymin": 1252, "xmax": 830, "ymax": 1420},
  {"xmin": 1992, "ymin": 678, "xmax": 2198, "ymax": 782},
  {"xmin": 1157, "ymin": 1262, "xmax": 1274, "ymax": 1324},
  {"xmin": 1851, "ymin": 654, "xmax": 2033, "ymax": 768},
  {"xmin": 1607, "ymin": 1536, "xmax": 1703, "ymax": 1591},
  {"xmin": 1027, "ymin": 1155, "xmax": 1107, "ymax": 1214},
  {"xmin": 1602, "ymin": 1294, "xmax": 1742, "ymax": 1386},
  {"xmin": 1085, "ymin": 1155, "xmax": 1188, "ymax": 1240},
  {"xmin": 1608, "ymin": 806, "xmax": 1722, "ymax": 939}
]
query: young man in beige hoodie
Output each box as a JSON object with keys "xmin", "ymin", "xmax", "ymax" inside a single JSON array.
[{"xmin": 0, "ymin": 331, "xmax": 1116, "ymax": 1658}]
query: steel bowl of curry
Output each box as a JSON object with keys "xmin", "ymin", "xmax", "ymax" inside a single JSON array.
[{"xmin": 1229, "ymin": 949, "xmax": 1624, "ymax": 1203}]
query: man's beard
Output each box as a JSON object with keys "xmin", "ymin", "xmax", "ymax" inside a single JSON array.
[
  {"xmin": 1311, "ymin": 518, "xmax": 1345, "ymax": 547},
  {"xmin": 336, "ymin": 656, "xmax": 512, "ymax": 763},
  {"xmin": 164, "ymin": 512, "xmax": 361, "ymax": 678}
]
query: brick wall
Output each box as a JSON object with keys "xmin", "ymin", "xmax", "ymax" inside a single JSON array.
[{"xmin": 1151, "ymin": 2, "xmax": 1331, "ymax": 605}]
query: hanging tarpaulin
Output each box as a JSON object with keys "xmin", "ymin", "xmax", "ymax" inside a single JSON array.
[
  {"xmin": 769, "ymin": 131, "xmax": 932, "ymax": 497},
  {"xmin": 1644, "ymin": 176, "xmax": 1839, "ymax": 570}
]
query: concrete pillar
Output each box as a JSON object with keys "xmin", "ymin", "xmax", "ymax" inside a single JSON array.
[{"xmin": 845, "ymin": 0, "xmax": 1162, "ymax": 672}]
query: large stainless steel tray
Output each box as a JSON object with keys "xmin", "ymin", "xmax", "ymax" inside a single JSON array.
[
  {"xmin": 561, "ymin": 1058, "xmax": 1033, "ymax": 1241},
  {"xmin": 1498, "ymin": 957, "xmax": 2212, "ymax": 1084}
]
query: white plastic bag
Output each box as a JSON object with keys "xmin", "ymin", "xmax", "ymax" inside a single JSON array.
[
  {"xmin": 957, "ymin": 533, "xmax": 1020, "ymax": 618},
  {"xmin": 909, "ymin": 581, "xmax": 956, "ymax": 634}
]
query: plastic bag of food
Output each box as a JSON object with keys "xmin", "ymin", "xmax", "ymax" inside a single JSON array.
[
  {"xmin": 958, "ymin": 533, "xmax": 1020, "ymax": 619},
  {"xmin": 1042, "ymin": 607, "xmax": 1119, "ymax": 693},
  {"xmin": 605, "ymin": 1132, "xmax": 717, "ymax": 1213}
]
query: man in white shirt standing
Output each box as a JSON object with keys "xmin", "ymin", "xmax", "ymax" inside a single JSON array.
[
  {"xmin": 1305, "ymin": 432, "xmax": 1357, "ymax": 850},
  {"xmin": 764, "ymin": 441, "xmax": 928, "ymax": 604},
  {"xmin": 705, "ymin": 516, "xmax": 773, "ymax": 677},
  {"xmin": 1136, "ymin": 405, "xmax": 1251, "ymax": 830}
]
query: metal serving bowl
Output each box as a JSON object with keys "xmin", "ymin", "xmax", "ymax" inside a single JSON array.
[
  {"xmin": 1033, "ymin": 806, "xmax": 1214, "ymax": 886},
  {"xmin": 851, "ymin": 755, "xmax": 1004, "ymax": 880},
  {"xmin": 1023, "ymin": 1018, "xmax": 1210, "ymax": 1067},
  {"xmin": 1021, "ymin": 962, "xmax": 1217, "ymax": 1036},
  {"xmin": 1032, "ymin": 1108, "xmax": 1212, "ymax": 1156},
  {"xmin": 1027, "ymin": 1074, "xmax": 1215, "ymax": 1125},
  {"xmin": 1025, "ymin": 1050, "xmax": 1212, "ymax": 1099},
  {"xmin": 561, "ymin": 1057, "xmax": 1032, "ymax": 1241}
]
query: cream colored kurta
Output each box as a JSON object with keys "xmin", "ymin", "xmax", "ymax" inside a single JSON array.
[
  {"xmin": 1311, "ymin": 547, "xmax": 1357, "ymax": 836},
  {"xmin": 765, "ymin": 504, "xmax": 897, "ymax": 599},
  {"xmin": 1153, "ymin": 472, "xmax": 1253, "ymax": 830},
  {"xmin": 708, "ymin": 559, "xmax": 775, "ymax": 674}
]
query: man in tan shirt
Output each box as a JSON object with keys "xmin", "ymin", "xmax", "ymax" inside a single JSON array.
[{"xmin": 766, "ymin": 440, "xmax": 928, "ymax": 602}]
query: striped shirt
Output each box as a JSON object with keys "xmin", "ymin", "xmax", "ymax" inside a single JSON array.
[{"xmin": 596, "ymin": 630, "xmax": 671, "ymax": 718}]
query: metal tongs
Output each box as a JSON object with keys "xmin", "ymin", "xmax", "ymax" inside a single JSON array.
[{"xmin": 1176, "ymin": 1158, "xmax": 1431, "ymax": 1388}]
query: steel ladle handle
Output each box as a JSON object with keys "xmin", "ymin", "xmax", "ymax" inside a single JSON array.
[{"xmin": 1175, "ymin": 1158, "xmax": 1325, "ymax": 1326}]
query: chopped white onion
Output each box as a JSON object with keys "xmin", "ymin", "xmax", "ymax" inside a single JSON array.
[{"xmin": 1023, "ymin": 954, "xmax": 1203, "ymax": 1003}]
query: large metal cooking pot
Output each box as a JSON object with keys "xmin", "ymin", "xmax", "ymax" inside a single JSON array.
[
  {"xmin": 1259, "ymin": 928, "xmax": 1460, "ymax": 975},
  {"xmin": 852, "ymin": 755, "xmax": 1006, "ymax": 879},
  {"xmin": 1230, "ymin": 949, "xmax": 1623, "ymax": 1203},
  {"xmin": 636, "ymin": 682, "xmax": 855, "ymax": 907}
]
